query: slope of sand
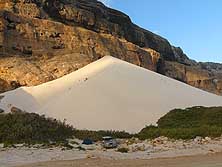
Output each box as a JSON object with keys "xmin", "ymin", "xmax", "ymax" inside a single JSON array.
[{"xmin": 0, "ymin": 56, "xmax": 222, "ymax": 132}]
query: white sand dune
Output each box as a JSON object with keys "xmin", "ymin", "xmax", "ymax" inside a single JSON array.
[{"xmin": 0, "ymin": 56, "xmax": 222, "ymax": 133}]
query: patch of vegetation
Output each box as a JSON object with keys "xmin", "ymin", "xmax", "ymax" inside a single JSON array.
[
  {"xmin": 4, "ymin": 106, "xmax": 220, "ymax": 145},
  {"xmin": 117, "ymin": 147, "xmax": 129, "ymax": 153},
  {"xmin": 138, "ymin": 106, "xmax": 222, "ymax": 140},
  {"xmin": 0, "ymin": 112, "xmax": 74, "ymax": 145},
  {"xmin": 0, "ymin": 95, "xmax": 4, "ymax": 101},
  {"xmin": 73, "ymin": 129, "xmax": 132, "ymax": 142},
  {"xmin": 0, "ymin": 112, "xmax": 132, "ymax": 146},
  {"xmin": 0, "ymin": 108, "xmax": 4, "ymax": 113},
  {"xmin": 157, "ymin": 106, "xmax": 222, "ymax": 128}
]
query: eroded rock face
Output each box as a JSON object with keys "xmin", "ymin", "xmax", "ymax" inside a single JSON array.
[
  {"xmin": 0, "ymin": 0, "xmax": 222, "ymax": 95},
  {"xmin": 0, "ymin": 7, "xmax": 157, "ymax": 92},
  {"xmin": 1, "ymin": 0, "xmax": 174, "ymax": 60},
  {"xmin": 0, "ymin": 53, "xmax": 92, "ymax": 89},
  {"xmin": 0, "ymin": 78, "xmax": 12, "ymax": 93},
  {"xmin": 160, "ymin": 61, "xmax": 222, "ymax": 95},
  {"xmin": 40, "ymin": 0, "xmax": 175, "ymax": 60}
]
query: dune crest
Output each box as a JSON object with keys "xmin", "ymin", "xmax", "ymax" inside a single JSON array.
[{"xmin": 0, "ymin": 56, "xmax": 222, "ymax": 132}]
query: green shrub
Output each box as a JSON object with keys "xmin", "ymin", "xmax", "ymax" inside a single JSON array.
[
  {"xmin": 0, "ymin": 112, "xmax": 132, "ymax": 145},
  {"xmin": 157, "ymin": 106, "xmax": 222, "ymax": 128},
  {"xmin": 73, "ymin": 129, "xmax": 132, "ymax": 141},
  {"xmin": 117, "ymin": 147, "xmax": 129, "ymax": 153},
  {"xmin": 138, "ymin": 106, "xmax": 222, "ymax": 140},
  {"xmin": 0, "ymin": 112, "xmax": 74, "ymax": 145}
]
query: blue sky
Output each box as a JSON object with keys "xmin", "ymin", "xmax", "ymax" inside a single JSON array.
[{"xmin": 100, "ymin": 0, "xmax": 222, "ymax": 63}]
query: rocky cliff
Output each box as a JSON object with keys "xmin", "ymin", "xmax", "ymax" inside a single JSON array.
[{"xmin": 0, "ymin": 0, "xmax": 222, "ymax": 95}]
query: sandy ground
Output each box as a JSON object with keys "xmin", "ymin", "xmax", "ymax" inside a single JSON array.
[
  {"xmin": 16, "ymin": 152, "xmax": 222, "ymax": 167},
  {"xmin": 1, "ymin": 56, "xmax": 222, "ymax": 133},
  {"xmin": 1, "ymin": 137, "xmax": 222, "ymax": 167}
]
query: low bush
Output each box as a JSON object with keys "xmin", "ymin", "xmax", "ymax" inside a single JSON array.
[
  {"xmin": 138, "ymin": 106, "xmax": 222, "ymax": 140},
  {"xmin": 157, "ymin": 106, "xmax": 222, "ymax": 128},
  {"xmin": 0, "ymin": 112, "xmax": 132, "ymax": 145},
  {"xmin": 0, "ymin": 112, "xmax": 74, "ymax": 145},
  {"xmin": 117, "ymin": 147, "xmax": 129, "ymax": 153},
  {"xmin": 73, "ymin": 129, "xmax": 132, "ymax": 141}
]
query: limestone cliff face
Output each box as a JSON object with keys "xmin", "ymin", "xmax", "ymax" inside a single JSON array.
[
  {"xmin": 0, "ymin": 0, "xmax": 222, "ymax": 95},
  {"xmin": 0, "ymin": 4, "xmax": 157, "ymax": 92},
  {"xmin": 0, "ymin": 0, "xmax": 173, "ymax": 59},
  {"xmin": 159, "ymin": 61, "xmax": 222, "ymax": 95}
]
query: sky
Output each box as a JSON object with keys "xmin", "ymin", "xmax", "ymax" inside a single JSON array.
[{"xmin": 99, "ymin": 0, "xmax": 222, "ymax": 63}]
